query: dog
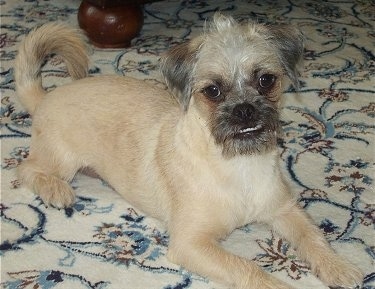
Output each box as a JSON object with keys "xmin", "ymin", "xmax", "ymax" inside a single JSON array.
[{"xmin": 15, "ymin": 14, "xmax": 363, "ymax": 289}]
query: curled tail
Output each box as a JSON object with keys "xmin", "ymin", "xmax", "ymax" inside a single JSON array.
[{"xmin": 15, "ymin": 22, "xmax": 89, "ymax": 114}]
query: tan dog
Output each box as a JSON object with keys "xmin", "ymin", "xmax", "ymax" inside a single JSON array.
[{"xmin": 15, "ymin": 15, "xmax": 363, "ymax": 289}]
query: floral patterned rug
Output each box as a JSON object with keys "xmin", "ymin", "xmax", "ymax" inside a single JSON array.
[{"xmin": 1, "ymin": 0, "xmax": 374, "ymax": 288}]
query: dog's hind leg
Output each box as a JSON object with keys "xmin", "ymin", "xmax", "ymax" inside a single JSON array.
[{"xmin": 17, "ymin": 146, "xmax": 80, "ymax": 208}]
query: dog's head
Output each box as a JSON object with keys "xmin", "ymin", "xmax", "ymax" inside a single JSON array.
[{"xmin": 160, "ymin": 14, "xmax": 304, "ymax": 158}]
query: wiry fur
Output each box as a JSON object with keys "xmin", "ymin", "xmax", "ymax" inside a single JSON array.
[{"xmin": 16, "ymin": 14, "xmax": 363, "ymax": 289}]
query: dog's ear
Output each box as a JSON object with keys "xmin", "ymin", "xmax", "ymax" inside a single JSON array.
[
  {"xmin": 266, "ymin": 25, "xmax": 304, "ymax": 89},
  {"xmin": 160, "ymin": 38, "xmax": 203, "ymax": 111}
]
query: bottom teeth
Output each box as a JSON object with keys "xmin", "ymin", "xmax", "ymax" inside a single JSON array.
[{"xmin": 239, "ymin": 125, "xmax": 262, "ymax": 133}]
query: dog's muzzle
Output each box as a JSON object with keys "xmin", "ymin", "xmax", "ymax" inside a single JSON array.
[
  {"xmin": 232, "ymin": 103, "xmax": 264, "ymax": 138},
  {"xmin": 211, "ymin": 100, "xmax": 280, "ymax": 157}
]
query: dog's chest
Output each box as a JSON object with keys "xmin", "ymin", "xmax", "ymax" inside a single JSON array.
[{"xmin": 213, "ymin": 153, "xmax": 281, "ymax": 223}]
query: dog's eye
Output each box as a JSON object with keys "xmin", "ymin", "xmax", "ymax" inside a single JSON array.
[
  {"xmin": 259, "ymin": 74, "xmax": 276, "ymax": 89},
  {"xmin": 202, "ymin": 85, "xmax": 221, "ymax": 100}
]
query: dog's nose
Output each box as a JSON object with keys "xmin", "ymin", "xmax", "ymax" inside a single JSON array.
[{"xmin": 232, "ymin": 103, "xmax": 257, "ymax": 121}]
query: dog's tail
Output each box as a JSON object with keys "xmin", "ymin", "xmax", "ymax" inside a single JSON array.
[{"xmin": 15, "ymin": 22, "xmax": 89, "ymax": 115}]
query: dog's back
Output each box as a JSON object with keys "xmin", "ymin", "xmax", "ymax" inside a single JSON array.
[{"xmin": 15, "ymin": 23, "xmax": 89, "ymax": 115}]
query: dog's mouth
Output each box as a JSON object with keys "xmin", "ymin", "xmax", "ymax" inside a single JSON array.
[
  {"xmin": 234, "ymin": 124, "xmax": 263, "ymax": 139},
  {"xmin": 211, "ymin": 103, "xmax": 280, "ymax": 157}
]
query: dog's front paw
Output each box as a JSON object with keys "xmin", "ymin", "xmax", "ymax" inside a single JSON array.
[
  {"xmin": 35, "ymin": 175, "xmax": 76, "ymax": 208},
  {"xmin": 314, "ymin": 255, "xmax": 363, "ymax": 288}
]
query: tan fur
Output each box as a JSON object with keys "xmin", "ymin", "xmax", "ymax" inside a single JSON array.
[
  {"xmin": 16, "ymin": 16, "xmax": 363, "ymax": 289},
  {"xmin": 15, "ymin": 22, "xmax": 89, "ymax": 114}
]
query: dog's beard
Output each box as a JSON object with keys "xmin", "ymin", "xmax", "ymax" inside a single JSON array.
[{"xmin": 210, "ymin": 101, "xmax": 280, "ymax": 158}]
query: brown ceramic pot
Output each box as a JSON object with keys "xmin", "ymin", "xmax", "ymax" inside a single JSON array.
[{"xmin": 78, "ymin": 0, "xmax": 144, "ymax": 48}]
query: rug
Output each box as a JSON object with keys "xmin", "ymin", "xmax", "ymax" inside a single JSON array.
[{"xmin": 1, "ymin": 0, "xmax": 374, "ymax": 288}]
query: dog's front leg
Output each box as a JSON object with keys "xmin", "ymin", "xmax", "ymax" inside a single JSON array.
[
  {"xmin": 167, "ymin": 228, "xmax": 295, "ymax": 289},
  {"xmin": 270, "ymin": 203, "xmax": 363, "ymax": 288}
]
